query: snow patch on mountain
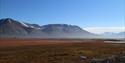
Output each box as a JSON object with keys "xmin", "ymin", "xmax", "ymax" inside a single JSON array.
[
  {"xmin": 20, "ymin": 22, "xmax": 29, "ymax": 27},
  {"xmin": 8, "ymin": 18, "xmax": 12, "ymax": 23}
]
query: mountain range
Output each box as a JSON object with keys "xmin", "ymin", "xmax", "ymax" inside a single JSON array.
[
  {"xmin": 0, "ymin": 18, "xmax": 97, "ymax": 38},
  {"xmin": 0, "ymin": 18, "xmax": 124, "ymax": 39},
  {"xmin": 102, "ymin": 32, "xmax": 125, "ymax": 38}
]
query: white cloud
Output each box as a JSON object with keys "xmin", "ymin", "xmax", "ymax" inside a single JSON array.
[{"xmin": 84, "ymin": 27, "xmax": 125, "ymax": 34}]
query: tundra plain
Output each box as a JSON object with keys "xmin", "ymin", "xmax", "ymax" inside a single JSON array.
[{"xmin": 0, "ymin": 39, "xmax": 125, "ymax": 63}]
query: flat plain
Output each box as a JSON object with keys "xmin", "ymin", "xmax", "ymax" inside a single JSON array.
[{"xmin": 0, "ymin": 39, "xmax": 125, "ymax": 63}]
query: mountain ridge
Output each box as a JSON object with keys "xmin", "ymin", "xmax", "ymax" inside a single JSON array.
[{"xmin": 0, "ymin": 18, "xmax": 97, "ymax": 38}]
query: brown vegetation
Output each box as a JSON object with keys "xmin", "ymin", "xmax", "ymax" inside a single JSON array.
[{"xmin": 0, "ymin": 39, "xmax": 125, "ymax": 63}]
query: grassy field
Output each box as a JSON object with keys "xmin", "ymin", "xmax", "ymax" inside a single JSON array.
[{"xmin": 0, "ymin": 39, "xmax": 125, "ymax": 63}]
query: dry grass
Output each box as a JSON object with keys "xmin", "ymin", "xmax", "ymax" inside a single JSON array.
[{"xmin": 0, "ymin": 39, "xmax": 125, "ymax": 63}]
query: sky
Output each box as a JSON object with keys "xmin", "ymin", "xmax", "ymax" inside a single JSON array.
[{"xmin": 0, "ymin": 0, "xmax": 124, "ymax": 34}]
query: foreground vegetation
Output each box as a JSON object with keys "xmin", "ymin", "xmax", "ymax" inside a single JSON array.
[{"xmin": 0, "ymin": 39, "xmax": 125, "ymax": 63}]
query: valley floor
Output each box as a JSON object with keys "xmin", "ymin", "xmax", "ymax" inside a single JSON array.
[{"xmin": 0, "ymin": 39, "xmax": 125, "ymax": 63}]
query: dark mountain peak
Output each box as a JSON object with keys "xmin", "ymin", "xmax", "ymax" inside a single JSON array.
[
  {"xmin": 1, "ymin": 18, "xmax": 13, "ymax": 21},
  {"xmin": 0, "ymin": 18, "xmax": 31, "ymax": 28},
  {"xmin": 0, "ymin": 18, "xmax": 18, "ymax": 24},
  {"xmin": 4, "ymin": 18, "xmax": 13, "ymax": 21},
  {"xmin": 0, "ymin": 18, "xmax": 29, "ymax": 35}
]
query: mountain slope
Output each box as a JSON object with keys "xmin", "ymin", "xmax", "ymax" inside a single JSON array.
[
  {"xmin": 0, "ymin": 18, "xmax": 97, "ymax": 38},
  {"xmin": 0, "ymin": 18, "xmax": 45, "ymax": 37},
  {"xmin": 0, "ymin": 18, "xmax": 28, "ymax": 35},
  {"xmin": 41, "ymin": 24, "xmax": 96, "ymax": 38}
]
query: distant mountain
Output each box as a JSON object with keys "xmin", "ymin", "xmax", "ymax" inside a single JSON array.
[
  {"xmin": 0, "ymin": 18, "xmax": 28, "ymax": 35},
  {"xmin": 0, "ymin": 18, "xmax": 97, "ymax": 38},
  {"xmin": 119, "ymin": 32, "xmax": 125, "ymax": 35},
  {"xmin": 0, "ymin": 18, "xmax": 47, "ymax": 38},
  {"xmin": 41, "ymin": 24, "xmax": 96, "ymax": 38},
  {"xmin": 102, "ymin": 32, "xmax": 125, "ymax": 38}
]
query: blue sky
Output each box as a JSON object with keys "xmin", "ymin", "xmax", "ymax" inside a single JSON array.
[{"xmin": 0, "ymin": 0, "xmax": 124, "ymax": 33}]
